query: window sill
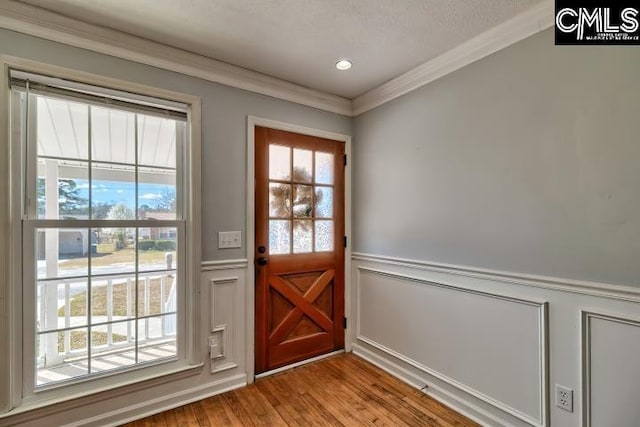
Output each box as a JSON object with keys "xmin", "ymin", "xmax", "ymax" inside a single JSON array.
[{"xmin": 0, "ymin": 362, "xmax": 204, "ymax": 423}]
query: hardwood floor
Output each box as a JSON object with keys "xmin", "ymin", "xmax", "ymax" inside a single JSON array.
[{"xmin": 122, "ymin": 354, "xmax": 479, "ymax": 426}]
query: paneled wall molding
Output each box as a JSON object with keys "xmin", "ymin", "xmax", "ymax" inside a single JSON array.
[
  {"xmin": 355, "ymin": 266, "xmax": 549, "ymax": 427},
  {"xmin": 201, "ymin": 259, "xmax": 249, "ymax": 271},
  {"xmin": 0, "ymin": 1, "xmax": 352, "ymax": 116},
  {"xmin": 202, "ymin": 257, "xmax": 246, "ymax": 379},
  {"xmin": 581, "ymin": 310, "xmax": 640, "ymax": 427},
  {"xmin": 209, "ymin": 276, "xmax": 240, "ymax": 374},
  {"xmin": 352, "ymin": 252, "xmax": 640, "ymax": 303},
  {"xmin": 351, "ymin": 0, "xmax": 554, "ymax": 115},
  {"xmin": 352, "ymin": 341, "xmax": 502, "ymax": 426}
]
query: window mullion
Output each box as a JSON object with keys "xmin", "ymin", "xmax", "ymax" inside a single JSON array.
[
  {"xmin": 15, "ymin": 71, "xmax": 188, "ymax": 395},
  {"xmin": 87, "ymin": 104, "xmax": 93, "ymax": 375},
  {"xmin": 134, "ymin": 113, "xmax": 140, "ymax": 364},
  {"xmin": 175, "ymin": 121, "xmax": 185, "ymax": 221},
  {"xmin": 25, "ymin": 90, "xmax": 38, "ymax": 219}
]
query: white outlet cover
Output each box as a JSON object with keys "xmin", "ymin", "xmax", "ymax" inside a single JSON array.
[{"xmin": 555, "ymin": 384, "xmax": 573, "ymax": 412}]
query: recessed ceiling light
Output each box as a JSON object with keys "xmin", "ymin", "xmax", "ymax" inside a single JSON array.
[{"xmin": 335, "ymin": 60, "xmax": 352, "ymax": 71}]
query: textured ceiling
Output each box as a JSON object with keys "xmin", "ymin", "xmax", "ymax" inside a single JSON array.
[{"xmin": 19, "ymin": 0, "xmax": 543, "ymax": 98}]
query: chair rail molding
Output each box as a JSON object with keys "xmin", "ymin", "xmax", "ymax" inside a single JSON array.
[
  {"xmin": 201, "ymin": 259, "xmax": 249, "ymax": 271},
  {"xmin": 352, "ymin": 252, "xmax": 640, "ymax": 303}
]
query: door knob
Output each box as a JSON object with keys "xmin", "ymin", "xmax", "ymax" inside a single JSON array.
[{"xmin": 257, "ymin": 257, "xmax": 268, "ymax": 266}]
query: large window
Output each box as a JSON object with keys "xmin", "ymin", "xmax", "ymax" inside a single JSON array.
[{"xmin": 10, "ymin": 70, "xmax": 191, "ymax": 391}]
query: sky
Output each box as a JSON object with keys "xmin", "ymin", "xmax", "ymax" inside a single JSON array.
[{"xmin": 74, "ymin": 179, "xmax": 174, "ymax": 210}]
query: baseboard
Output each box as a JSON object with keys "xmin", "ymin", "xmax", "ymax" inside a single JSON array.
[
  {"xmin": 63, "ymin": 373, "xmax": 247, "ymax": 427},
  {"xmin": 352, "ymin": 340, "xmax": 537, "ymax": 427}
]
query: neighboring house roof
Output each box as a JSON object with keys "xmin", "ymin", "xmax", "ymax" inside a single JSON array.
[{"xmin": 143, "ymin": 212, "xmax": 175, "ymax": 221}]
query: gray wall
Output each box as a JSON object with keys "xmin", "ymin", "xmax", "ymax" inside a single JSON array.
[
  {"xmin": 353, "ymin": 29, "xmax": 640, "ymax": 287},
  {"xmin": 0, "ymin": 28, "xmax": 352, "ymax": 262}
]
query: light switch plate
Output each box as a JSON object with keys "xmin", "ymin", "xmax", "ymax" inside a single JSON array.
[{"xmin": 218, "ymin": 231, "xmax": 241, "ymax": 249}]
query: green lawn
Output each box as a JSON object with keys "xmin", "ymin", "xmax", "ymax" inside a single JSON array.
[
  {"xmin": 59, "ymin": 247, "xmax": 174, "ymax": 269},
  {"xmin": 58, "ymin": 277, "xmax": 173, "ymax": 317},
  {"xmin": 56, "ymin": 330, "xmax": 128, "ymax": 353},
  {"xmin": 50, "ymin": 246, "xmax": 174, "ymax": 355}
]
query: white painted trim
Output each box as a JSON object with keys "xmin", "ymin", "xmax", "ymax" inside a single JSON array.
[
  {"xmin": 201, "ymin": 259, "xmax": 249, "ymax": 271},
  {"xmin": 254, "ymin": 349, "xmax": 345, "ymax": 380},
  {"xmin": 63, "ymin": 373, "xmax": 247, "ymax": 427},
  {"xmin": 356, "ymin": 337, "xmax": 545, "ymax": 427},
  {"xmin": 247, "ymin": 116, "xmax": 353, "ymax": 143},
  {"xmin": 0, "ymin": 57, "xmax": 11, "ymax": 414},
  {"xmin": 0, "ymin": 364, "xmax": 204, "ymax": 425},
  {"xmin": 0, "ymin": 55, "xmax": 203, "ymax": 412},
  {"xmin": 353, "ymin": 342, "xmax": 498, "ymax": 427},
  {"xmin": 0, "ymin": 1, "xmax": 352, "ymax": 116},
  {"xmin": 246, "ymin": 116, "xmax": 353, "ymax": 383},
  {"xmin": 209, "ymin": 276, "xmax": 239, "ymax": 332},
  {"xmin": 355, "ymin": 266, "xmax": 549, "ymax": 427},
  {"xmin": 246, "ymin": 119, "xmax": 257, "ymax": 384},
  {"xmin": 351, "ymin": 0, "xmax": 555, "ymax": 115},
  {"xmin": 1, "ymin": 55, "xmax": 201, "ymax": 106},
  {"xmin": 580, "ymin": 310, "xmax": 640, "ymax": 427},
  {"xmin": 208, "ymin": 276, "xmax": 240, "ymax": 374},
  {"xmin": 0, "ymin": 0, "xmax": 557, "ymax": 117},
  {"xmin": 352, "ymin": 252, "xmax": 640, "ymax": 303}
]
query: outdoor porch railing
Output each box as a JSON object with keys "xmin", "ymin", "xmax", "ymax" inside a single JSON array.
[{"xmin": 36, "ymin": 269, "xmax": 177, "ymax": 367}]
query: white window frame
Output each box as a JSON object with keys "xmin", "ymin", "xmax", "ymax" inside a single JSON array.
[{"xmin": 0, "ymin": 56, "xmax": 202, "ymax": 412}]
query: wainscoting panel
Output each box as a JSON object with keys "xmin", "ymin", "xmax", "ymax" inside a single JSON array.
[
  {"xmin": 352, "ymin": 253, "xmax": 640, "ymax": 427},
  {"xmin": 209, "ymin": 276, "xmax": 238, "ymax": 373},
  {"xmin": 582, "ymin": 311, "xmax": 640, "ymax": 427},
  {"xmin": 202, "ymin": 260, "xmax": 248, "ymax": 376},
  {"xmin": 356, "ymin": 267, "xmax": 547, "ymax": 426}
]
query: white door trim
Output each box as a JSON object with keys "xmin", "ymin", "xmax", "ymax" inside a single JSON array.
[{"xmin": 246, "ymin": 116, "xmax": 352, "ymax": 383}]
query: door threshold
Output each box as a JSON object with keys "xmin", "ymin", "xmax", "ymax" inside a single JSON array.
[{"xmin": 254, "ymin": 349, "xmax": 345, "ymax": 380}]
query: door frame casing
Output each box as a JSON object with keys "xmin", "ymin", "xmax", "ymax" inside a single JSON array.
[{"xmin": 246, "ymin": 116, "xmax": 352, "ymax": 383}]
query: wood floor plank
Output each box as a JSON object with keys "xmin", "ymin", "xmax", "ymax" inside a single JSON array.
[
  {"xmin": 324, "ymin": 358, "xmax": 439, "ymax": 426},
  {"xmin": 305, "ymin": 363, "xmax": 406, "ymax": 426},
  {"xmin": 336, "ymin": 360, "xmax": 453, "ymax": 426},
  {"xmin": 171, "ymin": 404, "xmax": 201, "ymax": 427},
  {"xmin": 299, "ymin": 364, "xmax": 384, "ymax": 426},
  {"xmin": 227, "ymin": 385, "xmax": 289, "ymax": 426},
  {"xmin": 200, "ymin": 394, "xmax": 236, "ymax": 426},
  {"xmin": 121, "ymin": 354, "xmax": 479, "ymax": 427}
]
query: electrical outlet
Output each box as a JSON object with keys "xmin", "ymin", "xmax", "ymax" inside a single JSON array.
[
  {"xmin": 208, "ymin": 333, "xmax": 224, "ymax": 359},
  {"xmin": 555, "ymin": 384, "xmax": 573, "ymax": 412}
]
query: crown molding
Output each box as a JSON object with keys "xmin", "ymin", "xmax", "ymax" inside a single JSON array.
[
  {"xmin": 0, "ymin": 1, "xmax": 556, "ymax": 117},
  {"xmin": 352, "ymin": 0, "xmax": 555, "ymax": 116},
  {"xmin": 0, "ymin": 0, "xmax": 352, "ymax": 116}
]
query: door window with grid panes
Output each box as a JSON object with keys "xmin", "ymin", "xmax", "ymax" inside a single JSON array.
[{"xmin": 268, "ymin": 145, "xmax": 335, "ymax": 254}]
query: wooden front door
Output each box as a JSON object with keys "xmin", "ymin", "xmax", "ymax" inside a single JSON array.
[{"xmin": 255, "ymin": 126, "xmax": 345, "ymax": 373}]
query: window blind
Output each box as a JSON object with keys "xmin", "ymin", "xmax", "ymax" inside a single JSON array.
[{"xmin": 10, "ymin": 69, "xmax": 188, "ymax": 121}]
